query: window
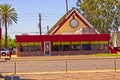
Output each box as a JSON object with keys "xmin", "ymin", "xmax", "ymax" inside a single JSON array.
[
  {"xmin": 52, "ymin": 42, "xmax": 61, "ymax": 51},
  {"xmin": 90, "ymin": 41, "xmax": 99, "ymax": 50},
  {"xmin": 62, "ymin": 42, "xmax": 70, "ymax": 51},
  {"xmin": 52, "ymin": 42, "xmax": 70, "ymax": 51},
  {"xmin": 20, "ymin": 42, "xmax": 27, "ymax": 52},
  {"xmin": 34, "ymin": 42, "xmax": 42, "ymax": 52},
  {"xmin": 81, "ymin": 41, "xmax": 91, "ymax": 50},
  {"xmin": 27, "ymin": 42, "xmax": 34, "ymax": 52},
  {"xmin": 20, "ymin": 42, "xmax": 42, "ymax": 52},
  {"xmin": 90, "ymin": 41, "xmax": 108, "ymax": 51},
  {"xmin": 99, "ymin": 41, "xmax": 108, "ymax": 50},
  {"xmin": 71, "ymin": 42, "xmax": 81, "ymax": 51}
]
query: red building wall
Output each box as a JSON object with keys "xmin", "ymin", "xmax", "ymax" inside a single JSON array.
[
  {"xmin": 16, "ymin": 34, "xmax": 110, "ymax": 42},
  {"xmin": 16, "ymin": 34, "xmax": 110, "ymax": 56}
]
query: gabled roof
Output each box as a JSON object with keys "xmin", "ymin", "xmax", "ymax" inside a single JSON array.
[{"xmin": 46, "ymin": 8, "xmax": 99, "ymax": 35}]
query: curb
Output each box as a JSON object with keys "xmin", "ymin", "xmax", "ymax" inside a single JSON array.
[{"xmin": 1, "ymin": 70, "xmax": 120, "ymax": 75}]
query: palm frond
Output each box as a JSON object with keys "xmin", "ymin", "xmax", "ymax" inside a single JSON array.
[
  {"xmin": 0, "ymin": 3, "xmax": 18, "ymax": 26},
  {"xmin": 0, "ymin": 3, "xmax": 18, "ymax": 48}
]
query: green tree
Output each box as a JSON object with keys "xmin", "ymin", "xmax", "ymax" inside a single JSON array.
[
  {"xmin": 0, "ymin": 4, "xmax": 18, "ymax": 48},
  {"xmin": 1, "ymin": 35, "xmax": 16, "ymax": 48},
  {"xmin": 76, "ymin": 0, "xmax": 120, "ymax": 33},
  {"xmin": 1, "ymin": 36, "xmax": 5, "ymax": 47}
]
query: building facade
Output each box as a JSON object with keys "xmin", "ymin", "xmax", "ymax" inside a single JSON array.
[{"xmin": 16, "ymin": 9, "xmax": 110, "ymax": 56}]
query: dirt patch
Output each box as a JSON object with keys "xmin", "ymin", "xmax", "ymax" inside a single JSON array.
[{"xmin": 19, "ymin": 72, "xmax": 120, "ymax": 80}]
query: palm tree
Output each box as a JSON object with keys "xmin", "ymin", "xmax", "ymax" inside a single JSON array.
[{"xmin": 0, "ymin": 4, "xmax": 18, "ymax": 48}]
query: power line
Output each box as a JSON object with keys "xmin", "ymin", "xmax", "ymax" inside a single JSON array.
[
  {"xmin": 18, "ymin": 12, "xmax": 63, "ymax": 16},
  {"xmin": 17, "ymin": 14, "xmax": 61, "ymax": 22},
  {"xmin": 18, "ymin": 14, "xmax": 61, "ymax": 19}
]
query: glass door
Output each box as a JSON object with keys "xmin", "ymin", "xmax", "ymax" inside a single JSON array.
[{"xmin": 44, "ymin": 41, "xmax": 51, "ymax": 56}]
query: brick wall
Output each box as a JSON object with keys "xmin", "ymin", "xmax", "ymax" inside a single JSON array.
[
  {"xmin": 17, "ymin": 51, "xmax": 44, "ymax": 57},
  {"xmin": 17, "ymin": 50, "xmax": 109, "ymax": 57}
]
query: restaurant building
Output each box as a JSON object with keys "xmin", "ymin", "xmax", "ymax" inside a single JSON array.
[{"xmin": 16, "ymin": 8, "xmax": 110, "ymax": 56}]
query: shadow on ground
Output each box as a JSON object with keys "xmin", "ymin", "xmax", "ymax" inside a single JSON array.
[
  {"xmin": 0, "ymin": 75, "xmax": 20, "ymax": 80},
  {"xmin": 1, "ymin": 76, "xmax": 37, "ymax": 80}
]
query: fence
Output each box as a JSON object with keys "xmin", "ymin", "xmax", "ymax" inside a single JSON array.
[{"xmin": 0, "ymin": 58, "xmax": 120, "ymax": 75}]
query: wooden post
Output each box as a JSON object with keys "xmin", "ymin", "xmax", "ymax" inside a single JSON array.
[
  {"xmin": 114, "ymin": 59, "xmax": 117, "ymax": 72},
  {"xmin": 66, "ymin": 60, "xmax": 68, "ymax": 73},
  {"xmin": 14, "ymin": 62, "xmax": 17, "ymax": 75}
]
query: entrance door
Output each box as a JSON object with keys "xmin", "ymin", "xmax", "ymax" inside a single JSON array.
[{"xmin": 44, "ymin": 42, "xmax": 51, "ymax": 56}]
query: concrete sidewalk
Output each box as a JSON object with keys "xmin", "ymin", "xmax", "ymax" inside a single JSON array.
[{"xmin": 1, "ymin": 55, "xmax": 120, "ymax": 62}]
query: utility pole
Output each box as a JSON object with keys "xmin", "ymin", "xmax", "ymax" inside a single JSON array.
[
  {"xmin": 47, "ymin": 25, "xmax": 49, "ymax": 34},
  {"xmin": 0, "ymin": 17, "xmax": 1, "ymax": 28},
  {"xmin": 38, "ymin": 13, "xmax": 41, "ymax": 35},
  {"xmin": 0, "ymin": 18, "xmax": 1, "ymax": 58},
  {"xmin": 66, "ymin": 0, "xmax": 68, "ymax": 13}
]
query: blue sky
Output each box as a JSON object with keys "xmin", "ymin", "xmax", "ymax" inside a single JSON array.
[{"xmin": 0, "ymin": 0, "xmax": 77, "ymax": 38}]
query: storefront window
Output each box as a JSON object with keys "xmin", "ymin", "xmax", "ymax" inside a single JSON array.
[
  {"xmin": 62, "ymin": 42, "xmax": 70, "ymax": 51},
  {"xmin": 52, "ymin": 42, "xmax": 70, "ymax": 51},
  {"xmin": 27, "ymin": 42, "xmax": 34, "ymax": 52},
  {"xmin": 20, "ymin": 42, "xmax": 41, "ymax": 52},
  {"xmin": 52, "ymin": 42, "xmax": 61, "ymax": 51},
  {"xmin": 20, "ymin": 42, "xmax": 27, "ymax": 52},
  {"xmin": 34, "ymin": 42, "xmax": 42, "ymax": 52},
  {"xmin": 81, "ymin": 41, "xmax": 91, "ymax": 50},
  {"xmin": 90, "ymin": 41, "xmax": 99, "ymax": 50},
  {"xmin": 99, "ymin": 41, "xmax": 108, "ymax": 50},
  {"xmin": 71, "ymin": 42, "xmax": 81, "ymax": 51},
  {"xmin": 90, "ymin": 41, "xmax": 108, "ymax": 51}
]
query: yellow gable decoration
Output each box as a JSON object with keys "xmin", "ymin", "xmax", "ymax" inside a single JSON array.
[{"xmin": 47, "ymin": 8, "xmax": 99, "ymax": 35}]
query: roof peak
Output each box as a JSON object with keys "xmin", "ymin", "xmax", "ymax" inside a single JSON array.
[{"xmin": 47, "ymin": 8, "xmax": 100, "ymax": 35}]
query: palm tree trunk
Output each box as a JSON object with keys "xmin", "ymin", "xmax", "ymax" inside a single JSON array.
[{"xmin": 5, "ymin": 19, "xmax": 8, "ymax": 48}]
